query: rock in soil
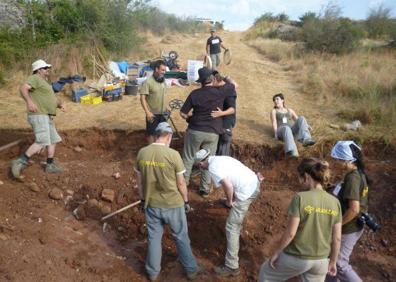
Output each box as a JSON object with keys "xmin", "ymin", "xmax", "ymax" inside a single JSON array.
[
  {"xmin": 74, "ymin": 146, "xmax": 83, "ymax": 152},
  {"xmin": 48, "ymin": 188, "xmax": 63, "ymax": 200},
  {"xmin": 100, "ymin": 204, "xmax": 111, "ymax": 215},
  {"xmin": 28, "ymin": 182, "xmax": 40, "ymax": 192},
  {"xmin": 112, "ymin": 172, "xmax": 121, "ymax": 179},
  {"xmin": 73, "ymin": 205, "xmax": 86, "ymax": 220},
  {"xmin": 101, "ymin": 189, "xmax": 115, "ymax": 203},
  {"xmin": 0, "ymin": 180, "xmax": 4, "ymax": 185}
]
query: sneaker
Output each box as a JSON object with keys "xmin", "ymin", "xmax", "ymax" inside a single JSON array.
[
  {"xmin": 199, "ymin": 190, "xmax": 210, "ymax": 198},
  {"xmin": 214, "ymin": 265, "xmax": 240, "ymax": 277},
  {"xmin": 303, "ymin": 139, "xmax": 316, "ymax": 147},
  {"xmin": 11, "ymin": 157, "xmax": 28, "ymax": 178},
  {"xmin": 187, "ymin": 264, "xmax": 204, "ymax": 280},
  {"xmin": 148, "ymin": 275, "xmax": 158, "ymax": 282},
  {"xmin": 45, "ymin": 163, "xmax": 64, "ymax": 173},
  {"xmin": 286, "ymin": 151, "xmax": 299, "ymax": 159}
]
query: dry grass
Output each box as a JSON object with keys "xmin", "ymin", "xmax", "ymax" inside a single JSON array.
[
  {"xmin": 246, "ymin": 37, "xmax": 396, "ymax": 142},
  {"xmin": 247, "ymin": 38, "xmax": 302, "ymax": 62}
]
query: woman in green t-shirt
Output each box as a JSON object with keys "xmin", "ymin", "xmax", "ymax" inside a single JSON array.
[
  {"xmin": 259, "ymin": 158, "xmax": 342, "ymax": 282},
  {"xmin": 328, "ymin": 141, "xmax": 369, "ymax": 282}
]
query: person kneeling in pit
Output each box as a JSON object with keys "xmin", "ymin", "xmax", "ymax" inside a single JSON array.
[{"xmin": 195, "ymin": 149, "xmax": 261, "ymax": 277}]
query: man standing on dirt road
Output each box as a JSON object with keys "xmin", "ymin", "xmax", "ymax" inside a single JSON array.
[
  {"xmin": 134, "ymin": 122, "xmax": 203, "ymax": 281},
  {"xmin": 206, "ymin": 27, "xmax": 228, "ymax": 70},
  {"xmin": 195, "ymin": 149, "xmax": 261, "ymax": 277},
  {"xmin": 11, "ymin": 59, "xmax": 65, "ymax": 179},
  {"xmin": 180, "ymin": 67, "xmax": 227, "ymax": 198},
  {"xmin": 140, "ymin": 60, "xmax": 170, "ymax": 144}
]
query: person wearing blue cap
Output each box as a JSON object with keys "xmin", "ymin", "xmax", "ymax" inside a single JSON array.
[
  {"xmin": 134, "ymin": 122, "xmax": 203, "ymax": 281},
  {"xmin": 326, "ymin": 141, "xmax": 370, "ymax": 282}
]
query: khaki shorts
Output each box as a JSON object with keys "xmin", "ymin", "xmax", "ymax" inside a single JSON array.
[{"xmin": 28, "ymin": 114, "xmax": 62, "ymax": 146}]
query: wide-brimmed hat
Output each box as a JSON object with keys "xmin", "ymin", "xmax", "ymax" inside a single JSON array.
[
  {"xmin": 196, "ymin": 67, "xmax": 212, "ymax": 83},
  {"xmin": 155, "ymin": 122, "xmax": 173, "ymax": 135},
  {"xmin": 194, "ymin": 149, "xmax": 210, "ymax": 163},
  {"xmin": 32, "ymin": 59, "xmax": 52, "ymax": 72},
  {"xmin": 331, "ymin": 141, "xmax": 360, "ymax": 162}
]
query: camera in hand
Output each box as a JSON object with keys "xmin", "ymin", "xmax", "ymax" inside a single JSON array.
[{"xmin": 357, "ymin": 212, "xmax": 380, "ymax": 232}]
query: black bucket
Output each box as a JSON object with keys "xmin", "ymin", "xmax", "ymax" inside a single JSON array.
[{"xmin": 125, "ymin": 81, "xmax": 139, "ymax": 96}]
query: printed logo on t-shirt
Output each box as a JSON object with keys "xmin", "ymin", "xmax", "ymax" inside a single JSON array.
[
  {"xmin": 362, "ymin": 186, "xmax": 368, "ymax": 197},
  {"xmin": 211, "ymin": 38, "xmax": 220, "ymax": 44},
  {"xmin": 139, "ymin": 160, "xmax": 166, "ymax": 168},
  {"xmin": 304, "ymin": 205, "xmax": 339, "ymax": 216}
]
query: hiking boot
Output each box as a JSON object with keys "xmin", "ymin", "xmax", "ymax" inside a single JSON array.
[
  {"xmin": 199, "ymin": 190, "xmax": 210, "ymax": 198},
  {"xmin": 45, "ymin": 163, "xmax": 64, "ymax": 173},
  {"xmin": 187, "ymin": 264, "xmax": 204, "ymax": 280},
  {"xmin": 11, "ymin": 157, "xmax": 28, "ymax": 178},
  {"xmin": 214, "ymin": 265, "xmax": 240, "ymax": 277},
  {"xmin": 303, "ymin": 139, "xmax": 316, "ymax": 147}
]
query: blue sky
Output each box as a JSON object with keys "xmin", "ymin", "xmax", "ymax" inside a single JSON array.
[{"xmin": 151, "ymin": 0, "xmax": 396, "ymax": 31}]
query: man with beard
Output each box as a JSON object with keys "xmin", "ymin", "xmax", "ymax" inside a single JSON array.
[{"xmin": 140, "ymin": 60, "xmax": 169, "ymax": 143}]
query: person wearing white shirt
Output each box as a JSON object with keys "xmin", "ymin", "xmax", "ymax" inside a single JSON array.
[{"xmin": 195, "ymin": 149, "xmax": 261, "ymax": 277}]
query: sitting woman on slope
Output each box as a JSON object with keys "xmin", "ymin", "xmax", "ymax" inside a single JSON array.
[
  {"xmin": 259, "ymin": 158, "xmax": 342, "ymax": 282},
  {"xmin": 270, "ymin": 93, "xmax": 315, "ymax": 158}
]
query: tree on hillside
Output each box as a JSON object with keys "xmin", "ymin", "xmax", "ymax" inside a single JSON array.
[
  {"xmin": 301, "ymin": 3, "xmax": 365, "ymax": 53},
  {"xmin": 366, "ymin": 4, "xmax": 394, "ymax": 39}
]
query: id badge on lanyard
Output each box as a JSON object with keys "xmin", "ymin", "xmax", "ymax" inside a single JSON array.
[
  {"xmin": 282, "ymin": 117, "xmax": 288, "ymax": 124},
  {"xmin": 333, "ymin": 182, "xmax": 342, "ymax": 196}
]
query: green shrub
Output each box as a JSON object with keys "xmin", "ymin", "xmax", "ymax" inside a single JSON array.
[
  {"xmin": 301, "ymin": 6, "xmax": 365, "ymax": 54},
  {"xmin": 365, "ymin": 5, "xmax": 394, "ymax": 39}
]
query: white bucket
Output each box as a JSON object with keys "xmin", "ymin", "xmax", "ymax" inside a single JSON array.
[{"xmin": 187, "ymin": 60, "xmax": 204, "ymax": 82}]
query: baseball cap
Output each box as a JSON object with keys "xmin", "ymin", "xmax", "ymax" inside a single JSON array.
[
  {"xmin": 155, "ymin": 122, "xmax": 173, "ymax": 135},
  {"xmin": 32, "ymin": 59, "xmax": 52, "ymax": 72},
  {"xmin": 210, "ymin": 27, "xmax": 216, "ymax": 32},
  {"xmin": 194, "ymin": 149, "xmax": 210, "ymax": 163}
]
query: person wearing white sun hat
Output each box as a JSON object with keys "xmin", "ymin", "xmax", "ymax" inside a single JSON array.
[{"xmin": 11, "ymin": 59, "xmax": 65, "ymax": 178}]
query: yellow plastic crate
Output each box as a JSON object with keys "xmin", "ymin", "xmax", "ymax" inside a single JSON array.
[
  {"xmin": 80, "ymin": 95, "xmax": 91, "ymax": 104},
  {"xmin": 91, "ymin": 96, "xmax": 102, "ymax": 104}
]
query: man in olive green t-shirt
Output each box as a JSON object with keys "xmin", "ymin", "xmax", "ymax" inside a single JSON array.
[
  {"xmin": 134, "ymin": 122, "xmax": 202, "ymax": 281},
  {"xmin": 139, "ymin": 60, "xmax": 169, "ymax": 144},
  {"xmin": 11, "ymin": 59, "xmax": 65, "ymax": 179}
]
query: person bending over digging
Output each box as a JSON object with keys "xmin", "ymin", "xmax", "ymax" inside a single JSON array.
[
  {"xmin": 195, "ymin": 149, "xmax": 261, "ymax": 277},
  {"xmin": 259, "ymin": 158, "xmax": 342, "ymax": 282},
  {"xmin": 270, "ymin": 93, "xmax": 315, "ymax": 158},
  {"xmin": 11, "ymin": 59, "xmax": 65, "ymax": 179}
]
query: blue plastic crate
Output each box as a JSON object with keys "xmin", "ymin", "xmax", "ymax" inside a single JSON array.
[
  {"xmin": 103, "ymin": 87, "xmax": 122, "ymax": 97},
  {"xmin": 72, "ymin": 88, "xmax": 88, "ymax": 103}
]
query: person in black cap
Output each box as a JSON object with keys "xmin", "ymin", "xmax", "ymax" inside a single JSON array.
[{"xmin": 180, "ymin": 67, "xmax": 227, "ymax": 197}]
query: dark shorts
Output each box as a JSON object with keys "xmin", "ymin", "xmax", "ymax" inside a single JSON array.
[{"xmin": 146, "ymin": 114, "xmax": 168, "ymax": 136}]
